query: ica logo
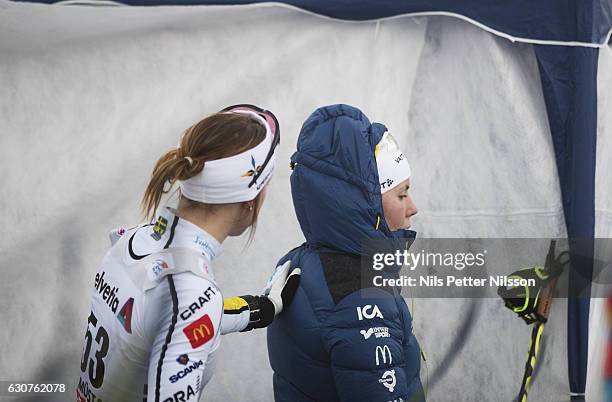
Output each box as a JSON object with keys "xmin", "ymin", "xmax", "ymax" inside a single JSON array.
[{"xmin": 356, "ymin": 304, "xmax": 384, "ymax": 321}]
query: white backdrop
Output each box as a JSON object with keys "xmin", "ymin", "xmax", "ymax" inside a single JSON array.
[
  {"xmin": 0, "ymin": 1, "xmax": 609, "ymax": 401},
  {"xmin": 589, "ymin": 42, "xmax": 612, "ymax": 402}
]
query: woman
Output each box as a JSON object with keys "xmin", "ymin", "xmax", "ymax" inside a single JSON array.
[
  {"xmin": 267, "ymin": 104, "xmax": 425, "ymax": 402},
  {"xmin": 77, "ymin": 105, "xmax": 298, "ymax": 402}
]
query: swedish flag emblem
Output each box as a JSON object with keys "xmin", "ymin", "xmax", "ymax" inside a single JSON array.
[{"xmin": 151, "ymin": 216, "xmax": 168, "ymax": 241}]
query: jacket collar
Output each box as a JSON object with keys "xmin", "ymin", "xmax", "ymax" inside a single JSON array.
[{"xmin": 160, "ymin": 207, "xmax": 223, "ymax": 261}]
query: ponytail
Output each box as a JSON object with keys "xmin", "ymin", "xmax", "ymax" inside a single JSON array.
[
  {"xmin": 141, "ymin": 148, "xmax": 179, "ymax": 222},
  {"xmin": 141, "ymin": 112, "xmax": 266, "ymax": 222}
]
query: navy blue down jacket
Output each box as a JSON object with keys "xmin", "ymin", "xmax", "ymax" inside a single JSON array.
[{"xmin": 267, "ymin": 105, "xmax": 425, "ymax": 402}]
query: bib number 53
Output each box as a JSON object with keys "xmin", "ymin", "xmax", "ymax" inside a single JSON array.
[{"xmin": 80, "ymin": 311, "xmax": 109, "ymax": 389}]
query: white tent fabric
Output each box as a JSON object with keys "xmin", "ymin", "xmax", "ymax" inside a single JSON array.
[
  {"xmin": 589, "ymin": 43, "xmax": 612, "ymax": 402},
  {"xmin": 0, "ymin": 2, "xmax": 608, "ymax": 401}
]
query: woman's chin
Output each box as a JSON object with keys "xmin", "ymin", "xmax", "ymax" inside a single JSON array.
[{"xmin": 229, "ymin": 226, "xmax": 249, "ymax": 237}]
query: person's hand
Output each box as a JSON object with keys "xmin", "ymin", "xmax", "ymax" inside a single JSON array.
[
  {"xmin": 263, "ymin": 260, "xmax": 301, "ymax": 315},
  {"xmin": 221, "ymin": 261, "xmax": 301, "ymax": 333}
]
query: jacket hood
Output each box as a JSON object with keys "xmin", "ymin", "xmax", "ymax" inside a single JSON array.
[{"xmin": 290, "ymin": 104, "xmax": 415, "ymax": 255}]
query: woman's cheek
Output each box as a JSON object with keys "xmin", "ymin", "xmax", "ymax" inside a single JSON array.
[{"xmin": 390, "ymin": 202, "xmax": 402, "ymax": 230}]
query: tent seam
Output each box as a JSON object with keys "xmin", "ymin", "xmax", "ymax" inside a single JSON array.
[{"xmin": 46, "ymin": 1, "xmax": 611, "ymax": 48}]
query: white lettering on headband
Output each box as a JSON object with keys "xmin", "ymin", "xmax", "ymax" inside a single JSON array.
[
  {"xmin": 376, "ymin": 132, "xmax": 411, "ymax": 194},
  {"xmin": 178, "ymin": 110, "xmax": 275, "ymax": 204}
]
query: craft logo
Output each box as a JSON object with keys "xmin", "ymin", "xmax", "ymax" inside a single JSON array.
[
  {"xmin": 394, "ymin": 153, "xmax": 405, "ymax": 163},
  {"xmin": 375, "ymin": 345, "xmax": 393, "ymax": 366},
  {"xmin": 94, "ymin": 271, "xmax": 120, "ymax": 313},
  {"xmin": 360, "ymin": 327, "xmax": 390, "ymax": 340},
  {"xmin": 180, "ymin": 286, "xmax": 217, "ymax": 320},
  {"xmin": 151, "ymin": 216, "xmax": 168, "ymax": 241},
  {"xmin": 151, "ymin": 259, "xmax": 170, "ymax": 277},
  {"xmin": 168, "ymin": 385, "xmax": 196, "ymax": 401},
  {"xmin": 379, "ymin": 369, "xmax": 396, "ymax": 393},
  {"xmin": 183, "ymin": 314, "xmax": 214, "ymax": 349},
  {"xmin": 241, "ymin": 155, "xmax": 262, "ymax": 178},
  {"xmin": 169, "ymin": 359, "xmax": 204, "ymax": 383},
  {"xmin": 177, "ymin": 354, "xmax": 190, "ymax": 365},
  {"xmin": 116, "ymin": 297, "xmax": 134, "ymax": 334},
  {"xmin": 357, "ymin": 305, "xmax": 384, "ymax": 320}
]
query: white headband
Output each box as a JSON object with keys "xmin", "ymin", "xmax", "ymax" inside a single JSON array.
[
  {"xmin": 376, "ymin": 132, "xmax": 411, "ymax": 194},
  {"xmin": 178, "ymin": 111, "xmax": 275, "ymax": 204}
]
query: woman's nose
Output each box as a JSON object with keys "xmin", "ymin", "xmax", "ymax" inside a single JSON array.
[{"xmin": 406, "ymin": 196, "xmax": 418, "ymax": 217}]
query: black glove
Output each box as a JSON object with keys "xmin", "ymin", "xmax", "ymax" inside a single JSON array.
[{"xmin": 224, "ymin": 261, "xmax": 301, "ymax": 331}]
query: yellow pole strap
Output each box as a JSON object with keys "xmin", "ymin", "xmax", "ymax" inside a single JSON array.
[{"xmin": 518, "ymin": 322, "xmax": 545, "ymax": 402}]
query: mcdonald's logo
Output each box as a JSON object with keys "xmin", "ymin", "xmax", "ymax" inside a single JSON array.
[
  {"xmin": 183, "ymin": 314, "xmax": 214, "ymax": 349},
  {"xmin": 375, "ymin": 345, "xmax": 392, "ymax": 366}
]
